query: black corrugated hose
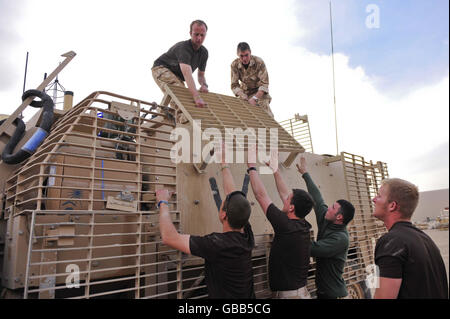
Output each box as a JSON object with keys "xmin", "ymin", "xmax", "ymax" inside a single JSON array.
[{"xmin": 1, "ymin": 89, "xmax": 54, "ymax": 164}]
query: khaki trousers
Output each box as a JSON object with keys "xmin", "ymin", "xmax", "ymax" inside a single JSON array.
[{"xmin": 272, "ymin": 286, "xmax": 311, "ymax": 299}]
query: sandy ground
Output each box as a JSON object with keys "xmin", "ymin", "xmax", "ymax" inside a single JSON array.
[{"xmin": 423, "ymin": 229, "xmax": 449, "ymax": 282}]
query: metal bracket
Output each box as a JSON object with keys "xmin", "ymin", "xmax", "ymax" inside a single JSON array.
[
  {"xmin": 209, "ymin": 174, "xmax": 251, "ymax": 212},
  {"xmin": 209, "ymin": 177, "xmax": 222, "ymax": 212}
]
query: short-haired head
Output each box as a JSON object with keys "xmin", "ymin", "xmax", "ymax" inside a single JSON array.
[
  {"xmin": 381, "ymin": 178, "xmax": 419, "ymax": 219},
  {"xmin": 291, "ymin": 189, "xmax": 314, "ymax": 218},
  {"xmin": 237, "ymin": 42, "xmax": 251, "ymax": 53},
  {"xmin": 223, "ymin": 191, "xmax": 251, "ymax": 229},
  {"xmin": 190, "ymin": 20, "xmax": 208, "ymax": 32},
  {"xmin": 336, "ymin": 199, "xmax": 355, "ymax": 225}
]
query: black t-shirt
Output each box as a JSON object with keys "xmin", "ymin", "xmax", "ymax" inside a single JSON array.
[
  {"xmin": 266, "ymin": 204, "xmax": 312, "ymax": 291},
  {"xmin": 189, "ymin": 223, "xmax": 255, "ymax": 299},
  {"xmin": 153, "ymin": 39, "xmax": 208, "ymax": 81},
  {"xmin": 375, "ymin": 221, "xmax": 448, "ymax": 299}
]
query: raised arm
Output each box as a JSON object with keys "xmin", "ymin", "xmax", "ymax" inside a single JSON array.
[
  {"xmin": 218, "ymin": 142, "xmax": 237, "ymax": 195},
  {"xmin": 310, "ymin": 233, "xmax": 347, "ymax": 258},
  {"xmin": 221, "ymin": 164, "xmax": 237, "ymax": 195},
  {"xmin": 247, "ymin": 147, "xmax": 272, "ymax": 214},
  {"xmin": 157, "ymin": 189, "xmax": 191, "ymax": 254},
  {"xmin": 296, "ymin": 156, "xmax": 327, "ymax": 222},
  {"xmin": 266, "ymin": 162, "xmax": 290, "ymax": 203}
]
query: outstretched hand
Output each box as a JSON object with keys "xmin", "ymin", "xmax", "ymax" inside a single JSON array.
[
  {"xmin": 264, "ymin": 160, "xmax": 278, "ymax": 173},
  {"xmin": 194, "ymin": 95, "xmax": 207, "ymax": 108},
  {"xmin": 296, "ymin": 156, "xmax": 307, "ymax": 175},
  {"xmin": 156, "ymin": 189, "xmax": 172, "ymax": 203},
  {"xmin": 199, "ymin": 84, "xmax": 209, "ymax": 93}
]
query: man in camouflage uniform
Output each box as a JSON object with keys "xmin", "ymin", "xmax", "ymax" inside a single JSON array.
[{"xmin": 231, "ymin": 42, "xmax": 274, "ymax": 117}]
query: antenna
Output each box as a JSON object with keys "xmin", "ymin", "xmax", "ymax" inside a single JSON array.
[
  {"xmin": 329, "ymin": 1, "xmax": 339, "ymax": 155},
  {"xmin": 23, "ymin": 52, "xmax": 29, "ymax": 93},
  {"xmin": 44, "ymin": 63, "xmax": 66, "ymax": 108}
]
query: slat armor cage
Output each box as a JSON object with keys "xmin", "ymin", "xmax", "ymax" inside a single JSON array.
[{"xmin": 1, "ymin": 88, "xmax": 388, "ymax": 299}]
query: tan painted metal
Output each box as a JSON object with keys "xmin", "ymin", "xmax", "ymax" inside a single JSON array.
[{"xmin": 0, "ymin": 88, "xmax": 387, "ymax": 299}]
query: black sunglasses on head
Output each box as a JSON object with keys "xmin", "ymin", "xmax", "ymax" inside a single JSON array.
[{"xmin": 223, "ymin": 190, "xmax": 246, "ymax": 212}]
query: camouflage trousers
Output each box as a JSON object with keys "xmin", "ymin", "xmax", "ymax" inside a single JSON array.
[
  {"xmin": 151, "ymin": 65, "xmax": 189, "ymax": 123},
  {"xmin": 151, "ymin": 65, "xmax": 185, "ymax": 91},
  {"xmin": 248, "ymin": 93, "xmax": 274, "ymax": 118}
]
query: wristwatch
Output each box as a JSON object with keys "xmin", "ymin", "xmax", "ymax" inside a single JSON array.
[{"xmin": 247, "ymin": 167, "xmax": 257, "ymax": 174}]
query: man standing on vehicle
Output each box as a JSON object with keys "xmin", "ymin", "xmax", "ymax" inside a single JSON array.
[
  {"xmin": 373, "ymin": 178, "xmax": 448, "ymax": 299},
  {"xmin": 297, "ymin": 156, "xmax": 355, "ymax": 299},
  {"xmin": 152, "ymin": 20, "xmax": 209, "ymax": 108}
]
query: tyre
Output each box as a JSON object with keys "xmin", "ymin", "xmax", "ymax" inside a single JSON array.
[{"xmin": 347, "ymin": 281, "xmax": 371, "ymax": 299}]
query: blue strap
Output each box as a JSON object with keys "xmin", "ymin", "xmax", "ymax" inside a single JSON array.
[{"xmin": 157, "ymin": 200, "xmax": 169, "ymax": 208}]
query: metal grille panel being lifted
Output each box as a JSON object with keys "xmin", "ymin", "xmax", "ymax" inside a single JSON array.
[{"xmin": 163, "ymin": 85, "xmax": 305, "ymax": 154}]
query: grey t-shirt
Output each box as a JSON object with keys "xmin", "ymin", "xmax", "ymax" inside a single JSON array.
[{"xmin": 153, "ymin": 39, "xmax": 208, "ymax": 81}]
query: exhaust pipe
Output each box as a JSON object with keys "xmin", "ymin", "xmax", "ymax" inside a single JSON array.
[{"xmin": 64, "ymin": 91, "xmax": 73, "ymax": 111}]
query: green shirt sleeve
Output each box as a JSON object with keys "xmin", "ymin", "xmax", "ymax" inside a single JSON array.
[
  {"xmin": 302, "ymin": 172, "xmax": 328, "ymax": 226},
  {"xmin": 311, "ymin": 233, "xmax": 348, "ymax": 258}
]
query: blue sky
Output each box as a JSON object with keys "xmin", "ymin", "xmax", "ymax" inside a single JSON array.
[{"xmin": 294, "ymin": 0, "xmax": 449, "ymax": 97}]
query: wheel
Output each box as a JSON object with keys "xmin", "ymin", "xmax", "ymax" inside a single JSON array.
[{"xmin": 347, "ymin": 282, "xmax": 368, "ymax": 299}]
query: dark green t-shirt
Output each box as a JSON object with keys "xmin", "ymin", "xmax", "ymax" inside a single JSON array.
[
  {"xmin": 153, "ymin": 39, "xmax": 208, "ymax": 81},
  {"xmin": 302, "ymin": 172, "xmax": 349, "ymax": 298}
]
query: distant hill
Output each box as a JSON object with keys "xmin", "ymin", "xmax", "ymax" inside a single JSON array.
[{"xmin": 413, "ymin": 189, "xmax": 449, "ymax": 222}]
